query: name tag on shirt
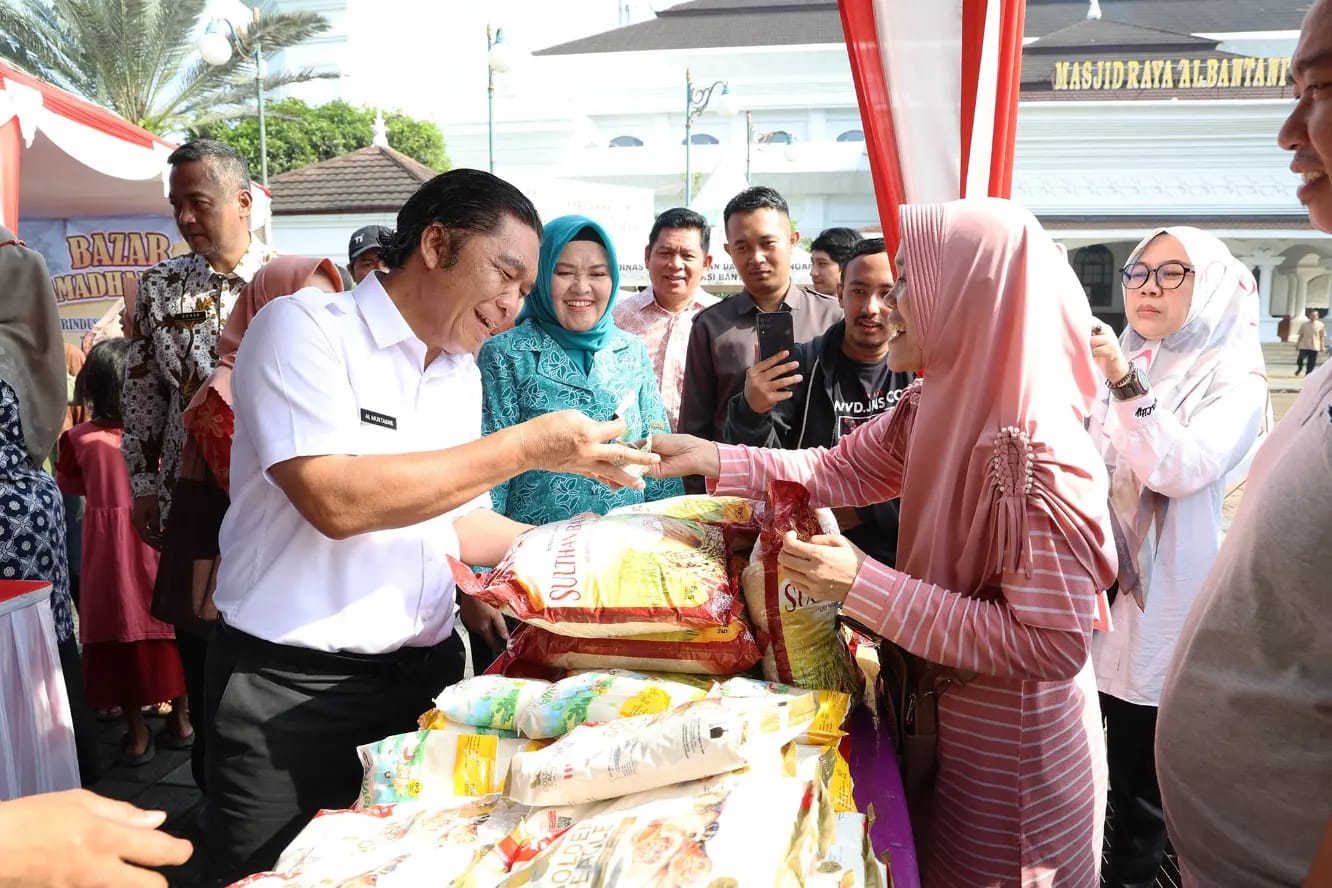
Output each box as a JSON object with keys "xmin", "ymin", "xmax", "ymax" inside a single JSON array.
[
  {"xmin": 168, "ymin": 310, "xmax": 209, "ymax": 323},
  {"xmin": 360, "ymin": 408, "xmax": 398, "ymax": 430}
]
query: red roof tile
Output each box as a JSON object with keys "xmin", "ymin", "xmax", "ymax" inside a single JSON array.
[{"xmin": 270, "ymin": 145, "xmax": 437, "ymax": 215}]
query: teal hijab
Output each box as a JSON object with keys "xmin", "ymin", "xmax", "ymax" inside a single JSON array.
[{"xmin": 516, "ymin": 214, "xmax": 621, "ymax": 374}]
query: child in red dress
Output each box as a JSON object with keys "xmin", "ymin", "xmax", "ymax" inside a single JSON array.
[{"xmin": 56, "ymin": 339, "xmax": 190, "ymax": 765}]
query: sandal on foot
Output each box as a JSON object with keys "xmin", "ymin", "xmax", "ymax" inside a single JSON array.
[
  {"xmin": 157, "ymin": 728, "xmax": 195, "ymax": 750},
  {"xmin": 118, "ymin": 733, "xmax": 156, "ymax": 767}
]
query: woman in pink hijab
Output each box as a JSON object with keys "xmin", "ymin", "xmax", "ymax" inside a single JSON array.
[
  {"xmin": 654, "ymin": 199, "xmax": 1117, "ymax": 887},
  {"xmin": 183, "ymin": 255, "xmax": 341, "ymax": 493}
]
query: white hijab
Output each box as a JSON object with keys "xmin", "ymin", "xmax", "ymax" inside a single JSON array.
[{"xmin": 1088, "ymin": 226, "xmax": 1269, "ymax": 608}]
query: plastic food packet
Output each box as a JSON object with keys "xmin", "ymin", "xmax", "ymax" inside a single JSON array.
[
  {"xmin": 467, "ymin": 801, "xmax": 608, "ymax": 883},
  {"xmin": 507, "ymin": 618, "xmax": 761, "ymax": 676},
  {"xmin": 432, "ymin": 675, "xmax": 552, "ymax": 733},
  {"xmin": 741, "ymin": 480, "xmax": 863, "ymax": 695},
  {"xmin": 805, "ymin": 813, "xmax": 885, "ymax": 888},
  {"xmin": 499, "ymin": 774, "xmax": 815, "ymax": 887},
  {"xmin": 507, "ymin": 695, "xmax": 816, "ymax": 807},
  {"xmin": 718, "ymin": 677, "xmax": 852, "ymax": 748},
  {"xmin": 515, "ymin": 669, "xmax": 714, "ymax": 739},
  {"xmin": 355, "ymin": 729, "xmax": 546, "ymax": 807},
  {"xmin": 450, "ymin": 512, "xmax": 740, "ymax": 638},
  {"xmin": 418, "ymin": 709, "xmax": 520, "ymax": 738},
  {"xmin": 229, "ymin": 798, "xmax": 527, "ymax": 888}
]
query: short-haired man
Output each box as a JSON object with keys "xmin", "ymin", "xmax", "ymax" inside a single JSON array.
[
  {"xmin": 722, "ymin": 238, "xmax": 911, "ymax": 567},
  {"xmin": 614, "ymin": 207, "xmax": 719, "ymax": 431},
  {"xmin": 204, "ymin": 169, "xmax": 654, "ymax": 882},
  {"xmin": 1155, "ymin": 2, "xmax": 1332, "ymax": 883},
  {"xmin": 347, "ymin": 224, "xmax": 390, "ymax": 284},
  {"xmin": 121, "ymin": 139, "xmax": 273, "ymax": 787},
  {"xmin": 1295, "ymin": 307, "xmax": 1325, "ymax": 375},
  {"xmin": 678, "ymin": 187, "xmax": 841, "ymax": 458},
  {"xmin": 809, "ymin": 226, "xmax": 863, "ymax": 295}
]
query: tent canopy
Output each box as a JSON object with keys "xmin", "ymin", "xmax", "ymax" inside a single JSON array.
[{"xmin": 0, "ymin": 60, "xmax": 270, "ymax": 230}]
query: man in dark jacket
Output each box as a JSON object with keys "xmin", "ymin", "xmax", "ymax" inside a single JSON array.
[{"xmin": 722, "ymin": 237, "xmax": 911, "ymax": 567}]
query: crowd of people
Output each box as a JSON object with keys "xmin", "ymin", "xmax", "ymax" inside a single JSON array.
[{"xmin": 0, "ymin": 3, "xmax": 1330, "ymax": 886}]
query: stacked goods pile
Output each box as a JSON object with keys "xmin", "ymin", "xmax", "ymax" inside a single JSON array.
[{"xmin": 232, "ymin": 489, "xmax": 920, "ymax": 887}]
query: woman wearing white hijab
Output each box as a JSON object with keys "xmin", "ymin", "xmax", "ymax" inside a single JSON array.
[{"xmin": 1088, "ymin": 226, "xmax": 1269, "ymax": 887}]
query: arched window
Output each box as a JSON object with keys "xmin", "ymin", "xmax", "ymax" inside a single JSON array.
[
  {"xmin": 681, "ymin": 132, "xmax": 720, "ymax": 145},
  {"xmin": 757, "ymin": 130, "xmax": 794, "ymax": 144},
  {"xmin": 1072, "ymin": 245, "xmax": 1115, "ymax": 308},
  {"xmin": 836, "ymin": 129, "xmax": 865, "ymax": 142},
  {"xmin": 608, "ymin": 135, "xmax": 643, "ymax": 147}
]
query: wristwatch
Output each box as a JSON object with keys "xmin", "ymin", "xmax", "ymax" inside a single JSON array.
[{"xmin": 1107, "ymin": 363, "xmax": 1148, "ymax": 401}]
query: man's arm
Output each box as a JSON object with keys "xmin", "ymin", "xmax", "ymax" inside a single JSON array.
[
  {"xmin": 243, "ymin": 300, "xmax": 653, "ymax": 541},
  {"xmin": 120, "ymin": 272, "xmax": 168, "ymax": 500}
]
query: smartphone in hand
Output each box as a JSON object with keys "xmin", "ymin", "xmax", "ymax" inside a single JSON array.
[{"xmin": 756, "ymin": 310, "xmax": 796, "ymax": 362}]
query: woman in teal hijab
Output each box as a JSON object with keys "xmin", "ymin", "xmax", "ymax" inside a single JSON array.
[{"xmin": 478, "ymin": 215, "xmax": 682, "ymax": 526}]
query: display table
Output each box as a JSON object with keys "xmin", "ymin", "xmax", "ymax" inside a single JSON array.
[{"xmin": 0, "ymin": 580, "xmax": 79, "ymax": 799}]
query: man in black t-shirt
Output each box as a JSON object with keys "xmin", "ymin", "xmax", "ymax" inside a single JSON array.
[{"xmin": 722, "ymin": 237, "xmax": 911, "ymax": 567}]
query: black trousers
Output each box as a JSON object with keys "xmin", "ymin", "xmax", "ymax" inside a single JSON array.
[
  {"xmin": 1297, "ymin": 349, "xmax": 1320, "ymax": 375},
  {"xmin": 1101, "ymin": 693, "xmax": 1167, "ymax": 887},
  {"xmin": 175, "ymin": 630, "xmax": 209, "ymax": 790},
  {"xmin": 203, "ymin": 621, "xmax": 466, "ymax": 886}
]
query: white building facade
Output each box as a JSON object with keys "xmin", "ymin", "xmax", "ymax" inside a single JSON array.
[{"xmin": 270, "ymin": 0, "xmax": 1330, "ymax": 340}]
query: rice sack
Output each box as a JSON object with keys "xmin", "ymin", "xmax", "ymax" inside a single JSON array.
[
  {"xmin": 515, "ymin": 669, "xmax": 713, "ymax": 739},
  {"xmin": 741, "ymin": 480, "xmax": 862, "ymax": 695},
  {"xmin": 499, "ymin": 774, "xmax": 815, "ymax": 888},
  {"xmin": 507, "ymin": 619, "xmax": 761, "ymax": 677},
  {"xmin": 431, "ymin": 675, "xmax": 552, "ymax": 733},
  {"xmin": 506, "ymin": 695, "xmax": 815, "ymax": 807},
  {"xmin": 356, "ymin": 729, "xmax": 547, "ymax": 807},
  {"xmin": 450, "ymin": 512, "xmax": 740, "ymax": 638}
]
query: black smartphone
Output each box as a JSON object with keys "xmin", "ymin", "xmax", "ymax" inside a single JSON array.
[{"xmin": 756, "ymin": 310, "xmax": 796, "ymax": 362}]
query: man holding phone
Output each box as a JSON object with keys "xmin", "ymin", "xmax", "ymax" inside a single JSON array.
[
  {"xmin": 722, "ymin": 238, "xmax": 912, "ymax": 567},
  {"xmin": 678, "ymin": 187, "xmax": 840, "ymax": 466}
]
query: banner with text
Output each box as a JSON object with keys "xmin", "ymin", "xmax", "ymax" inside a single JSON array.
[{"xmin": 22, "ymin": 216, "xmax": 184, "ymax": 346}]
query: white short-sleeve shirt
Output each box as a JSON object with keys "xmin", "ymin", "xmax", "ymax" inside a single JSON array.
[{"xmin": 213, "ymin": 274, "xmax": 490, "ymax": 654}]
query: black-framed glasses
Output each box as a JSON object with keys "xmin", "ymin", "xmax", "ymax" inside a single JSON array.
[{"xmin": 1121, "ymin": 261, "xmax": 1194, "ymax": 290}]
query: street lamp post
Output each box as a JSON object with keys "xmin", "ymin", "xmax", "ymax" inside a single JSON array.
[
  {"xmin": 199, "ymin": 5, "xmax": 269, "ymax": 186},
  {"xmin": 486, "ymin": 25, "xmax": 513, "ymax": 174},
  {"xmin": 745, "ymin": 110, "xmax": 752, "ymax": 184},
  {"xmin": 684, "ymin": 69, "xmax": 737, "ymax": 207}
]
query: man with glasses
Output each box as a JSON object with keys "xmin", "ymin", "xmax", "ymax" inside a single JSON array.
[{"xmin": 1155, "ymin": 1, "xmax": 1332, "ymax": 882}]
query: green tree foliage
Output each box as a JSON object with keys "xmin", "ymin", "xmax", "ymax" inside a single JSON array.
[
  {"xmin": 0, "ymin": 0, "xmax": 333, "ymax": 135},
  {"xmin": 189, "ymin": 99, "xmax": 449, "ymax": 177}
]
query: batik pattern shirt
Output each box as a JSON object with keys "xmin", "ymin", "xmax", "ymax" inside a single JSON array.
[
  {"xmin": 0, "ymin": 380, "xmax": 72, "ymax": 642},
  {"xmin": 122, "ymin": 241, "xmax": 273, "ymax": 526}
]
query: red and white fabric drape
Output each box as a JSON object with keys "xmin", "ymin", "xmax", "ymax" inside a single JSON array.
[{"xmin": 838, "ymin": 0, "xmax": 1027, "ymax": 253}]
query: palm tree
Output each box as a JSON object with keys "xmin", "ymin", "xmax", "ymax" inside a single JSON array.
[{"xmin": 0, "ymin": 0, "xmax": 333, "ymax": 136}]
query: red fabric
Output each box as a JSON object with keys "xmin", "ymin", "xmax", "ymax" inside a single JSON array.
[
  {"xmin": 837, "ymin": 0, "xmax": 908, "ymax": 262},
  {"xmin": 189, "ymin": 389, "xmax": 235, "ymax": 494},
  {"xmin": 958, "ymin": 0, "xmax": 989, "ymax": 194},
  {"xmin": 0, "ymin": 119, "xmax": 19, "ymax": 233},
  {"xmin": 989, "ymin": 0, "xmax": 1027, "ymax": 197},
  {"xmin": 82, "ymin": 639, "xmax": 185, "ymax": 709}
]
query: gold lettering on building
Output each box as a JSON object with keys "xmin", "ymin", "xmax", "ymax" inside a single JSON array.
[{"xmin": 1051, "ymin": 56, "xmax": 1292, "ymax": 91}]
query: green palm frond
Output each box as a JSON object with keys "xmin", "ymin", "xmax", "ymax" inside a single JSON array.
[{"xmin": 0, "ymin": 0, "xmax": 332, "ymax": 135}]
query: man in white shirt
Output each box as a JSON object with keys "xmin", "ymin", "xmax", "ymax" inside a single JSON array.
[
  {"xmin": 613, "ymin": 207, "xmax": 718, "ymax": 432},
  {"xmin": 204, "ymin": 169, "xmax": 655, "ymax": 883}
]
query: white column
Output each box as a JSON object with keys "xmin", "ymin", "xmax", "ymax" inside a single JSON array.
[{"xmin": 1253, "ymin": 258, "xmax": 1282, "ymax": 342}]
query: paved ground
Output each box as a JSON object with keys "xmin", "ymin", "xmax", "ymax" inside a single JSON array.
[{"xmin": 85, "ymin": 343, "xmax": 1312, "ymax": 886}]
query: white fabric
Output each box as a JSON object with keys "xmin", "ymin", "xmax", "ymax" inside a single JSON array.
[
  {"xmin": 875, "ymin": 0, "xmax": 963, "ymax": 202},
  {"xmin": 1089, "ymin": 227, "xmax": 1269, "ymax": 706},
  {"xmin": 214, "ymin": 274, "xmax": 490, "ymax": 654},
  {"xmin": 963, "ymin": 0, "xmax": 1002, "ymax": 199},
  {"xmin": 0, "ymin": 581, "xmax": 79, "ymax": 800}
]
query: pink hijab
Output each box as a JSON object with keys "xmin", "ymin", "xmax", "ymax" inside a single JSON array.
[
  {"xmin": 182, "ymin": 255, "xmax": 341, "ymax": 433},
  {"xmin": 887, "ymin": 199, "xmax": 1116, "ymax": 599}
]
